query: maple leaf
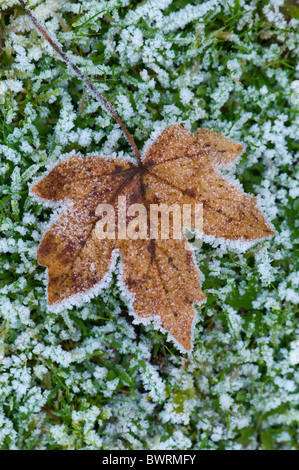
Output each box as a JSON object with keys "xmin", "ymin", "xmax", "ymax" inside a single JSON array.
[{"xmin": 32, "ymin": 125, "xmax": 275, "ymax": 351}]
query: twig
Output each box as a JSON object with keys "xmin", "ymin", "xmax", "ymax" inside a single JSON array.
[{"xmin": 18, "ymin": 0, "xmax": 142, "ymax": 165}]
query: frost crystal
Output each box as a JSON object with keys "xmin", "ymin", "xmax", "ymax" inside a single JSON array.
[{"xmin": 0, "ymin": 0, "xmax": 298, "ymax": 451}]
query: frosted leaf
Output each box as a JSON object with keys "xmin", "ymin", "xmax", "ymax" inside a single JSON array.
[{"xmin": 32, "ymin": 125, "xmax": 274, "ymax": 351}]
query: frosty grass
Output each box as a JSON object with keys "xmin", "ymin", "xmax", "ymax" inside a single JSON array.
[{"xmin": 0, "ymin": 0, "xmax": 298, "ymax": 450}]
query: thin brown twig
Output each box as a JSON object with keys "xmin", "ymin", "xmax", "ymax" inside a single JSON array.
[{"xmin": 18, "ymin": 0, "xmax": 142, "ymax": 165}]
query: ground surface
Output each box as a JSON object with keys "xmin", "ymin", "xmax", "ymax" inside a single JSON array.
[{"xmin": 0, "ymin": 0, "xmax": 298, "ymax": 450}]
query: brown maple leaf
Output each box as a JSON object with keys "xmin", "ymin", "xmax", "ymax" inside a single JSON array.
[{"xmin": 32, "ymin": 125, "xmax": 274, "ymax": 351}]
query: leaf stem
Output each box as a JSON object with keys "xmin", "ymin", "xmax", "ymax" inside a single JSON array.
[{"xmin": 18, "ymin": 0, "xmax": 142, "ymax": 165}]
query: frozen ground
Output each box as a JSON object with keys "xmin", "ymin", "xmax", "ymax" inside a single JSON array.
[{"xmin": 0, "ymin": 0, "xmax": 298, "ymax": 450}]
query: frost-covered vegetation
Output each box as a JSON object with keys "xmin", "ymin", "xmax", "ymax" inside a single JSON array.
[{"xmin": 0, "ymin": 0, "xmax": 298, "ymax": 450}]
